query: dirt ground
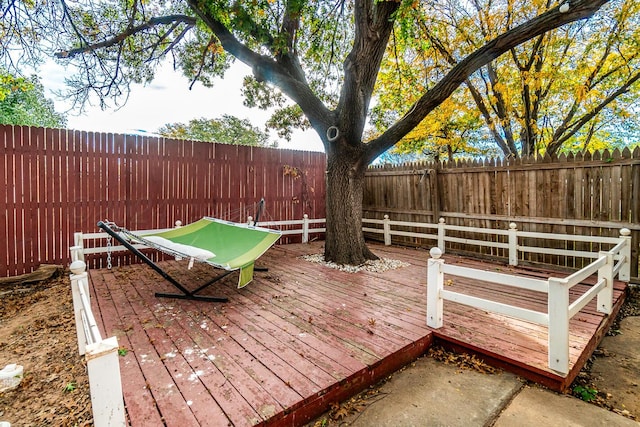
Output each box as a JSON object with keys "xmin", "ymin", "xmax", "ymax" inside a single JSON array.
[
  {"xmin": 0, "ymin": 270, "xmax": 92, "ymax": 426},
  {"xmin": 0, "ymin": 270, "xmax": 637, "ymax": 427}
]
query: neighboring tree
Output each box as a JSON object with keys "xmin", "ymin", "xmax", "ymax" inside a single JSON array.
[
  {"xmin": 1, "ymin": 0, "xmax": 614, "ymax": 265},
  {"xmin": 158, "ymin": 114, "xmax": 272, "ymax": 146},
  {"xmin": 0, "ymin": 70, "xmax": 67, "ymax": 128},
  {"xmin": 379, "ymin": 1, "xmax": 640, "ymax": 158},
  {"xmin": 372, "ymin": 88, "xmax": 495, "ymax": 162}
]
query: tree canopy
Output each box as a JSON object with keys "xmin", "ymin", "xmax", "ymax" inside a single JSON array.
[
  {"xmin": 374, "ymin": 0, "xmax": 640, "ymax": 159},
  {"xmin": 0, "ymin": 70, "xmax": 67, "ymax": 128},
  {"xmin": 1, "ymin": 0, "xmax": 617, "ymax": 264},
  {"xmin": 158, "ymin": 114, "xmax": 272, "ymax": 146}
]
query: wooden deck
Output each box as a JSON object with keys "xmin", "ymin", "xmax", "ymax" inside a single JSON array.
[{"xmin": 88, "ymin": 242, "xmax": 627, "ymax": 426}]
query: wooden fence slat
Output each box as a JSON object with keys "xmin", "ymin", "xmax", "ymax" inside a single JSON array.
[
  {"xmin": 1, "ymin": 123, "xmax": 636, "ymax": 280},
  {"xmin": 0, "ymin": 126, "xmax": 11, "ymax": 274},
  {"xmin": 363, "ymin": 150, "xmax": 640, "ymax": 281},
  {"xmin": 0, "ymin": 125, "xmax": 326, "ymax": 276}
]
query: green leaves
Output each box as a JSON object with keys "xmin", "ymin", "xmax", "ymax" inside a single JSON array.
[
  {"xmin": 573, "ymin": 385, "xmax": 598, "ymax": 402},
  {"xmin": 375, "ymin": 0, "xmax": 640, "ymax": 159},
  {"xmin": 157, "ymin": 114, "xmax": 271, "ymax": 146},
  {"xmin": 0, "ymin": 70, "xmax": 67, "ymax": 128}
]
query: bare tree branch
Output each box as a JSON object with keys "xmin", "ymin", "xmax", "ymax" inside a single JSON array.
[{"xmin": 55, "ymin": 15, "xmax": 196, "ymax": 59}]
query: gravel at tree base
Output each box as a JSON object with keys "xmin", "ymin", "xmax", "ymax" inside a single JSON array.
[{"xmin": 0, "ymin": 271, "xmax": 92, "ymax": 426}]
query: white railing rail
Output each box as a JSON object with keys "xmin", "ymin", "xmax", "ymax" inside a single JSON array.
[
  {"xmin": 74, "ymin": 214, "xmax": 631, "ymax": 376},
  {"xmin": 81, "ymin": 216, "xmax": 632, "ymax": 283},
  {"xmin": 364, "ymin": 216, "xmax": 632, "ymax": 281},
  {"xmin": 426, "ymin": 225, "xmax": 631, "ymax": 375},
  {"xmin": 69, "ymin": 244, "xmax": 125, "ymax": 427}
]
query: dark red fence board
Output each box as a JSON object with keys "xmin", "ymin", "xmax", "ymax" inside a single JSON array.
[{"xmin": 0, "ymin": 125, "xmax": 326, "ymax": 277}]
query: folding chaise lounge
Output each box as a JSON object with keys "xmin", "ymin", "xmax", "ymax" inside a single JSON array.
[{"xmin": 97, "ymin": 216, "xmax": 282, "ymax": 303}]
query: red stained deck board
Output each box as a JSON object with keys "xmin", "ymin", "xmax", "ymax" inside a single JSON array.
[
  {"xmin": 90, "ymin": 270, "xmax": 166, "ymax": 426},
  {"xmin": 179, "ymin": 297, "xmax": 331, "ymax": 401},
  {"xmin": 261, "ymin": 247, "xmax": 428, "ymax": 331},
  {"xmin": 230, "ymin": 288, "xmax": 373, "ymax": 374},
  {"xmin": 98, "ymin": 269, "xmax": 203, "ymax": 427},
  {"xmin": 120, "ymin": 267, "xmax": 285, "ymax": 426},
  {"xmin": 114, "ymin": 269, "xmax": 233, "ymax": 425},
  {"xmin": 207, "ymin": 303, "xmax": 344, "ymax": 392},
  {"xmin": 161, "ymin": 275, "xmax": 347, "ymax": 393},
  {"xmin": 87, "ymin": 242, "xmax": 628, "ymax": 425},
  {"xmin": 263, "ymin": 252, "xmax": 427, "ymax": 321},
  {"xmin": 245, "ymin": 273, "xmax": 417, "ymax": 356}
]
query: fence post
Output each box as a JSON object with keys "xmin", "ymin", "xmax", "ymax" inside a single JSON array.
[
  {"xmin": 548, "ymin": 277, "xmax": 569, "ymax": 374},
  {"xmin": 73, "ymin": 233, "xmax": 85, "ymax": 262},
  {"xmin": 619, "ymin": 228, "xmax": 631, "ymax": 281},
  {"xmin": 597, "ymin": 251, "xmax": 614, "ymax": 314},
  {"xmin": 508, "ymin": 222, "xmax": 518, "ymax": 266},
  {"xmin": 69, "ymin": 253, "xmax": 126, "ymax": 427},
  {"xmin": 427, "ymin": 247, "xmax": 445, "ymax": 328},
  {"xmin": 383, "ymin": 215, "xmax": 391, "ymax": 246},
  {"xmin": 302, "ymin": 214, "xmax": 309, "ymax": 243},
  {"xmin": 437, "ymin": 218, "xmax": 445, "ymax": 253},
  {"xmin": 70, "ymin": 246, "xmax": 83, "ymax": 263},
  {"xmin": 86, "ymin": 336, "xmax": 126, "ymax": 427},
  {"xmin": 70, "ymin": 260, "xmax": 89, "ymax": 356}
]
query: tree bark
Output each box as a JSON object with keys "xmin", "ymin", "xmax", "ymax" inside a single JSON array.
[{"xmin": 323, "ymin": 141, "xmax": 377, "ymax": 265}]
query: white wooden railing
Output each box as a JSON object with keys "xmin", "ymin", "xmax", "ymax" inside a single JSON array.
[
  {"xmin": 74, "ymin": 214, "xmax": 632, "ymax": 380},
  {"xmin": 69, "ymin": 243, "xmax": 125, "ymax": 427},
  {"xmin": 425, "ymin": 228, "xmax": 631, "ymax": 375},
  {"xmin": 364, "ymin": 216, "xmax": 632, "ymax": 278}
]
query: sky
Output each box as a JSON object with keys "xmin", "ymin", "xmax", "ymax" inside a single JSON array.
[{"xmin": 40, "ymin": 59, "xmax": 325, "ymax": 152}]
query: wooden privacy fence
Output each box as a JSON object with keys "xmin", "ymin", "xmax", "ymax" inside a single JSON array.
[
  {"xmin": 364, "ymin": 148, "xmax": 640, "ymax": 281},
  {"xmin": 0, "ymin": 125, "xmax": 326, "ymax": 277}
]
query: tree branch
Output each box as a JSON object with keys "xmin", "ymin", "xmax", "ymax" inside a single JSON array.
[
  {"xmin": 55, "ymin": 15, "xmax": 196, "ymax": 58},
  {"xmin": 546, "ymin": 69, "xmax": 640, "ymax": 155},
  {"xmin": 187, "ymin": 0, "xmax": 332, "ymax": 136},
  {"xmin": 364, "ymin": 0, "xmax": 612, "ymax": 163},
  {"xmin": 337, "ymin": 0, "xmax": 400, "ymax": 145}
]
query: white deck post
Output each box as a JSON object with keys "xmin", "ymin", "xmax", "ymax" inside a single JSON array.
[
  {"xmin": 73, "ymin": 232, "xmax": 85, "ymax": 262},
  {"xmin": 548, "ymin": 277, "xmax": 569, "ymax": 374},
  {"xmin": 70, "ymin": 246, "xmax": 83, "ymax": 263},
  {"xmin": 86, "ymin": 337, "xmax": 125, "ymax": 427},
  {"xmin": 302, "ymin": 214, "xmax": 309, "ymax": 243},
  {"xmin": 427, "ymin": 247, "xmax": 445, "ymax": 328},
  {"xmin": 619, "ymin": 228, "xmax": 631, "ymax": 281},
  {"xmin": 383, "ymin": 215, "xmax": 391, "ymax": 246},
  {"xmin": 597, "ymin": 251, "xmax": 614, "ymax": 314},
  {"xmin": 70, "ymin": 264, "xmax": 89, "ymax": 356},
  {"xmin": 508, "ymin": 222, "xmax": 518, "ymax": 266},
  {"xmin": 437, "ymin": 218, "xmax": 445, "ymax": 253}
]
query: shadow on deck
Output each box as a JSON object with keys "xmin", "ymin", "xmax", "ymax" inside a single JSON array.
[{"xmin": 88, "ymin": 242, "xmax": 627, "ymax": 426}]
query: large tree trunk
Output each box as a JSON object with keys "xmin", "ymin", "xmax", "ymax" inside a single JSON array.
[{"xmin": 323, "ymin": 144, "xmax": 378, "ymax": 265}]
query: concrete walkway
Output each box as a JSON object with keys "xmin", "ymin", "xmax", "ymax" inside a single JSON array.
[
  {"xmin": 309, "ymin": 307, "xmax": 640, "ymax": 427},
  {"xmin": 323, "ymin": 355, "xmax": 638, "ymax": 427}
]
